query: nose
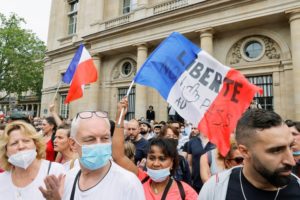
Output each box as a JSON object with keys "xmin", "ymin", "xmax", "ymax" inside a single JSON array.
[
  {"xmin": 284, "ymin": 148, "xmax": 296, "ymax": 167},
  {"xmin": 17, "ymin": 141, "xmax": 26, "ymax": 150},
  {"xmin": 152, "ymin": 159, "xmax": 161, "ymax": 168}
]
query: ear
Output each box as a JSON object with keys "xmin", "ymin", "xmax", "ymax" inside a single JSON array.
[
  {"xmin": 224, "ymin": 159, "xmax": 231, "ymax": 169},
  {"xmin": 238, "ymin": 144, "xmax": 250, "ymax": 159},
  {"xmin": 69, "ymin": 138, "xmax": 77, "ymax": 152}
]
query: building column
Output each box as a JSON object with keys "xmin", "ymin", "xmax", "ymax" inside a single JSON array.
[
  {"xmin": 287, "ymin": 8, "xmax": 300, "ymax": 120},
  {"xmin": 37, "ymin": 104, "xmax": 40, "ymax": 117},
  {"xmin": 198, "ymin": 28, "xmax": 214, "ymax": 55},
  {"xmin": 135, "ymin": 43, "xmax": 148, "ymax": 119}
]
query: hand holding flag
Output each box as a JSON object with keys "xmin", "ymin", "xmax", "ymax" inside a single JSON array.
[
  {"xmin": 133, "ymin": 32, "xmax": 262, "ymax": 156},
  {"xmin": 63, "ymin": 44, "xmax": 98, "ymax": 104}
]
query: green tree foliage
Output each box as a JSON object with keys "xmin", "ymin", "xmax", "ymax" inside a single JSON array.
[{"xmin": 0, "ymin": 13, "xmax": 46, "ymax": 100}]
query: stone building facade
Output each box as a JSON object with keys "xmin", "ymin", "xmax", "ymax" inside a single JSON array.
[{"xmin": 42, "ymin": 0, "xmax": 300, "ymax": 121}]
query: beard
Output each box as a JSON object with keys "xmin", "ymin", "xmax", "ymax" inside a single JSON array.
[
  {"xmin": 252, "ymin": 155, "xmax": 293, "ymax": 187},
  {"xmin": 140, "ymin": 130, "xmax": 147, "ymax": 135}
]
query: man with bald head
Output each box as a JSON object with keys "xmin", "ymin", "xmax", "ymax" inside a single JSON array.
[
  {"xmin": 127, "ymin": 119, "xmax": 149, "ymax": 164},
  {"xmin": 41, "ymin": 111, "xmax": 145, "ymax": 200}
]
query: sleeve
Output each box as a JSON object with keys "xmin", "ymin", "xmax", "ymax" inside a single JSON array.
[
  {"xmin": 137, "ymin": 168, "xmax": 148, "ymax": 181},
  {"xmin": 198, "ymin": 174, "xmax": 217, "ymax": 200}
]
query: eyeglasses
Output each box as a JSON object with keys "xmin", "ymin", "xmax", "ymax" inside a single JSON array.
[
  {"xmin": 228, "ymin": 157, "xmax": 244, "ymax": 164},
  {"xmin": 75, "ymin": 111, "xmax": 108, "ymax": 120},
  {"xmin": 285, "ymin": 119, "xmax": 295, "ymax": 127}
]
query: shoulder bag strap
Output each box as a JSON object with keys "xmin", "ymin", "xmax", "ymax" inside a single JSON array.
[
  {"xmin": 70, "ymin": 170, "xmax": 81, "ymax": 200},
  {"xmin": 161, "ymin": 178, "xmax": 173, "ymax": 200},
  {"xmin": 141, "ymin": 175, "xmax": 150, "ymax": 184},
  {"xmin": 47, "ymin": 161, "xmax": 52, "ymax": 175},
  {"xmin": 175, "ymin": 180, "xmax": 185, "ymax": 200}
]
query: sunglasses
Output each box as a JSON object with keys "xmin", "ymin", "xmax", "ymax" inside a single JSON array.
[{"xmin": 228, "ymin": 157, "xmax": 244, "ymax": 164}]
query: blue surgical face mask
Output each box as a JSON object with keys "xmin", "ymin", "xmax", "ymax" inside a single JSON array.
[
  {"xmin": 147, "ymin": 167, "xmax": 170, "ymax": 182},
  {"xmin": 293, "ymin": 150, "xmax": 300, "ymax": 156},
  {"xmin": 79, "ymin": 142, "xmax": 112, "ymax": 170}
]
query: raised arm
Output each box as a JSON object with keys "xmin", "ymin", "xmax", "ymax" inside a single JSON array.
[
  {"xmin": 112, "ymin": 97, "xmax": 138, "ymax": 176},
  {"xmin": 49, "ymin": 104, "xmax": 63, "ymax": 127}
]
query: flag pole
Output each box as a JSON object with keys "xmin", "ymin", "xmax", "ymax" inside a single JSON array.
[
  {"xmin": 52, "ymin": 81, "xmax": 62, "ymax": 103},
  {"xmin": 117, "ymin": 80, "xmax": 135, "ymax": 125}
]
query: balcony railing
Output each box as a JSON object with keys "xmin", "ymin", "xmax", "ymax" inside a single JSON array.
[
  {"xmin": 153, "ymin": 0, "xmax": 189, "ymax": 15},
  {"xmin": 105, "ymin": 14, "xmax": 133, "ymax": 29}
]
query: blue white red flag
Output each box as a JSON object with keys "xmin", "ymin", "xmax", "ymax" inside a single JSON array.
[
  {"xmin": 134, "ymin": 32, "xmax": 262, "ymax": 156},
  {"xmin": 63, "ymin": 44, "xmax": 98, "ymax": 104}
]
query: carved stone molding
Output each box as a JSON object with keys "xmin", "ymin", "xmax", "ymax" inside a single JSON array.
[
  {"xmin": 112, "ymin": 58, "xmax": 137, "ymax": 81},
  {"xmin": 229, "ymin": 36, "xmax": 280, "ymax": 65}
]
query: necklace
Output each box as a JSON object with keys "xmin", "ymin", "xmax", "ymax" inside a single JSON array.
[
  {"xmin": 239, "ymin": 168, "xmax": 280, "ymax": 200},
  {"xmin": 151, "ymin": 182, "xmax": 159, "ymax": 194}
]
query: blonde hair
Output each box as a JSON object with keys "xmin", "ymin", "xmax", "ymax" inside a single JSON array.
[
  {"xmin": 0, "ymin": 120, "xmax": 46, "ymax": 171},
  {"xmin": 124, "ymin": 141, "xmax": 135, "ymax": 161}
]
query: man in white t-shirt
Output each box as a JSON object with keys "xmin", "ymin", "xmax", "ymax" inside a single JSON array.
[{"xmin": 41, "ymin": 111, "xmax": 145, "ymax": 200}]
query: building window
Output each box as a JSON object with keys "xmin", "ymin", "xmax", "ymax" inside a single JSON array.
[
  {"xmin": 68, "ymin": 0, "xmax": 78, "ymax": 35},
  {"xmin": 247, "ymin": 75, "xmax": 273, "ymax": 111},
  {"xmin": 121, "ymin": 61, "xmax": 133, "ymax": 77},
  {"xmin": 123, "ymin": 0, "xmax": 131, "ymax": 14},
  {"xmin": 244, "ymin": 41, "xmax": 262, "ymax": 59},
  {"xmin": 241, "ymin": 37, "xmax": 265, "ymax": 62},
  {"xmin": 60, "ymin": 94, "xmax": 69, "ymax": 119},
  {"xmin": 118, "ymin": 87, "xmax": 135, "ymax": 120}
]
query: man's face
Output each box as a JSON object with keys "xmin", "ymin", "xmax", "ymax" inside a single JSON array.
[
  {"xmin": 140, "ymin": 123, "xmax": 149, "ymax": 135},
  {"xmin": 289, "ymin": 126, "xmax": 300, "ymax": 151},
  {"xmin": 72, "ymin": 116, "xmax": 111, "ymax": 157},
  {"xmin": 127, "ymin": 121, "xmax": 140, "ymax": 141},
  {"xmin": 246, "ymin": 124, "xmax": 296, "ymax": 187},
  {"xmin": 191, "ymin": 127, "xmax": 199, "ymax": 136},
  {"xmin": 154, "ymin": 127, "xmax": 161, "ymax": 135}
]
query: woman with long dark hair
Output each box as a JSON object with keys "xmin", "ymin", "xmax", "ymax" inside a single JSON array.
[{"xmin": 112, "ymin": 97, "xmax": 197, "ymax": 200}]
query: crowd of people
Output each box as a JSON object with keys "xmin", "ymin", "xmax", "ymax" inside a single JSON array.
[{"xmin": 0, "ymin": 98, "xmax": 300, "ymax": 199}]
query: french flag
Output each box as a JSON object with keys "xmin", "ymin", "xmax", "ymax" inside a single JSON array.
[
  {"xmin": 134, "ymin": 32, "xmax": 262, "ymax": 156},
  {"xmin": 63, "ymin": 44, "xmax": 98, "ymax": 104}
]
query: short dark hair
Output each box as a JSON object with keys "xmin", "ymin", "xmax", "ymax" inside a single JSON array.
[
  {"xmin": 236, "ymin": 109, "xmax": 283, "ymax": 146},
  {"xmin": 147, "ymin": 138, "xmax": 179, "ymax": 176}
]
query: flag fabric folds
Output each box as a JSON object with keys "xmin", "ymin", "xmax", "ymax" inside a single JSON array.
[
  {"xmin": 134, "ymin": 32, "xmax": 262, "ymax": 156},
  {"xmin": 63, "ymin": 44, "xmax": 98, "ymax": 104}
]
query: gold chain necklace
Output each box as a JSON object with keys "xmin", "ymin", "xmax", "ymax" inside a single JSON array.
[{"xmin": 239, "ymin": 169, "xmax": 280, "ymax": 200}]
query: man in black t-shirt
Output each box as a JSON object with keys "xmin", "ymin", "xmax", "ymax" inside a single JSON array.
[
  {"xmin": 127, "ymin": 119, "xmax": 149, "ymax": 164},
  {"xmin": 199, "ymin": 109, "xmax": 300, "ymax": 199}
]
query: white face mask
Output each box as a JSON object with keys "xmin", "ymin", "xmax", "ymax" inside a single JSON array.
[
  {"xmin": 147, "ymin": 167, "xmax": 170, "ymax": 182},
  {"xmin": 8, "ymin": 149, "xmax": 37, "ymax": 169}
]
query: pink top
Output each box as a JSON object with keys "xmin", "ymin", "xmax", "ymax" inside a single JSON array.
[{"xmin": 138, "ymin": 168, "xmax": 198, "ymax": 200}]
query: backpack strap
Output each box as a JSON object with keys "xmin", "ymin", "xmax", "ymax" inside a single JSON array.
[
  {"xmin": 141, "ymin": 175, "xmax": 150, "ymax": 184},
  {"xmin": 175, "ymin": 180, "xmax": 186, "ymax": 200},
  {"xmin": 47, "ymin": 161, "xmax": 52, "ymax": 175}
]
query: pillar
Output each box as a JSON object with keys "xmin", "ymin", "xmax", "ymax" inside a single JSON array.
[
  {"xmin": 135, "ymin": 43, "xmax": 148, "ymax": 119},
  {"xmin": 287, "ymin": 8, "xmax": 300, "ymax": 120},
  {"xmin": 198, "ymin": 28, "xmax": 214, "ymax": 55}
]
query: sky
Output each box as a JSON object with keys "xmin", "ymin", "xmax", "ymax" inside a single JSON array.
[{"xmin": 0, "ymin": 0, "xmax": 52, "ymax": 43}]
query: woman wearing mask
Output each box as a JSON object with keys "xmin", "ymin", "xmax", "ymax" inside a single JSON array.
[
  {"xmin": 112, "ymin": 97, "xmax": 197, "ymax": 200},
  {"xmin": 42, "ymin": 116, "xmax": 57, "ymax": 161},
  {"xmin": 0, "ymin": 120, "xmax": 65, "ymax": 199},
  {"xmin": 159, "ymin": 125, "xmax": 192, "ymax": 185}
]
